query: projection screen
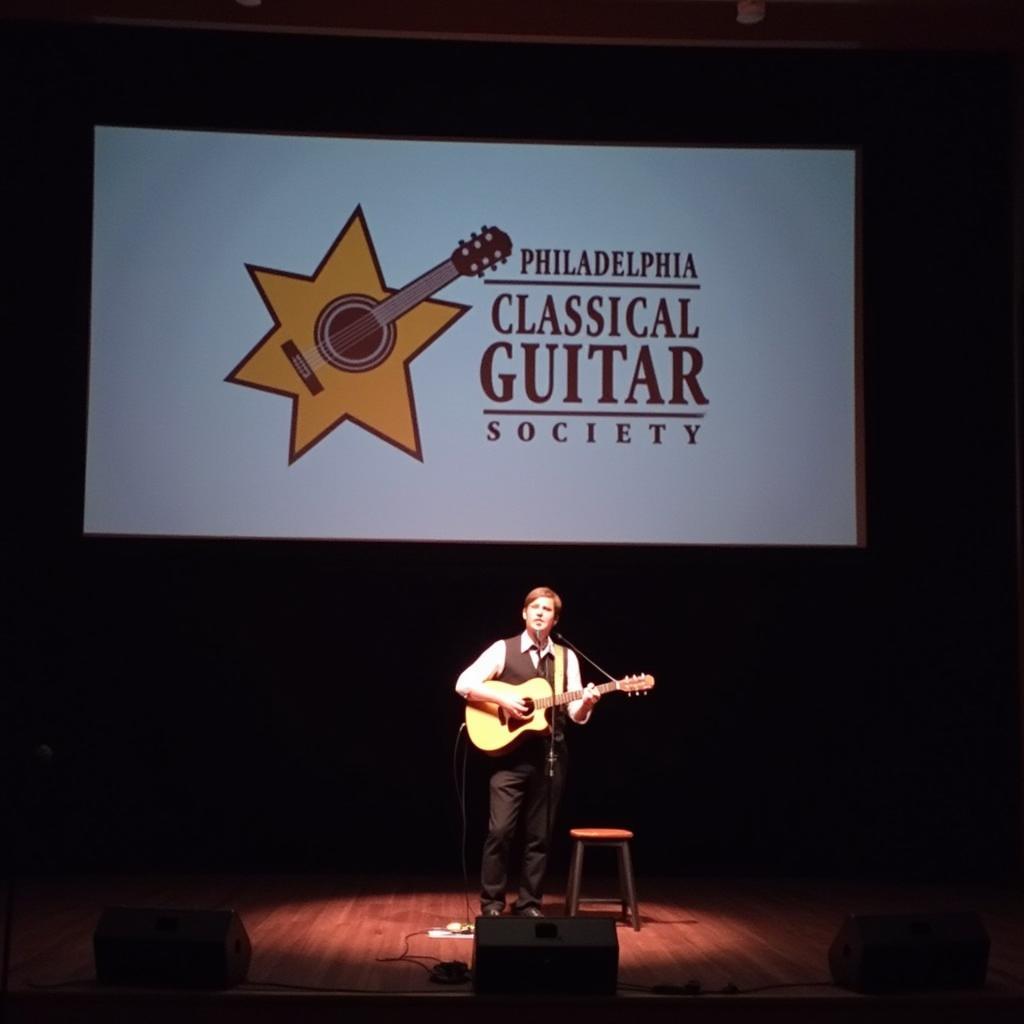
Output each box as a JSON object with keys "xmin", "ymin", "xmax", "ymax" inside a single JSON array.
[{"xmin": 85, "ymin": 127, "xmax": 861, "ymax": 545}]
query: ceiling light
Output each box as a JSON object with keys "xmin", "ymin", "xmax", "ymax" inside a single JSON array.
[{"xmin": 737, "ymin": 0, "xmax": 766, "ymax": 25}]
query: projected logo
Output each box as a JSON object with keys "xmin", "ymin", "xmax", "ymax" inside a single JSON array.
[
  {"xmin": 480, "ymin": 246, "xmax": 709, "ymax": 447},
  {"xmin": 227, "ymin": 206, "xmax": 511, "ymax": 462}
]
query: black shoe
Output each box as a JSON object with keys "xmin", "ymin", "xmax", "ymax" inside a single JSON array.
[
  {"xmin": 481, "ymin": 907, "xmax": 502, "ymax": 917},
  {"xmin": 516, "ymin": 906, "xmax": 543, "ymax": 918}
]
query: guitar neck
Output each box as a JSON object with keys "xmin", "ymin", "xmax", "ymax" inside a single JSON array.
[
  {"xmin": 372, "ymin": 259, "xmax": 459, "ymax": 326},
  {"xmin": 533, "ymin": 679, "xmax": 622, "ymax": 710}
]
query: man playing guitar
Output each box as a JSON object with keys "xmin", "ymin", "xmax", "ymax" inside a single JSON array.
[{"xmin": 456, "ymin": 587, "xmax": 601, "ymax": 918}]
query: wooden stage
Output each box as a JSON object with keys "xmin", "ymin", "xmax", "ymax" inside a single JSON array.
[{"xmin": 5, "ymin": 873, "xmax": 1024, "ymax": 1023}]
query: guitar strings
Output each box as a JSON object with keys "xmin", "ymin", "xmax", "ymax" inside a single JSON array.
[
  {"xmin": 532, "ymin": 679, "xmax": 622, "ymax": 710},
  {"xmin": 289, "ymin": 258, "xmax": 458, "ymax": 374}
]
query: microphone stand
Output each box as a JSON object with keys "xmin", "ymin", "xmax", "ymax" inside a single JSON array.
[
  {"xmin": 533, "ymin": 630, "xmax": 558, "ymax": 781},
  {"xmin": 534, "ymin": 631, "xmax": 558, "ymax": 919},
  {"xmin": 554, "ymin": 631, "xmax": 618, "ymax": 685},
  {"xmin": 545, "ymin": 667, "xmax": 558, "ymax": 783}
]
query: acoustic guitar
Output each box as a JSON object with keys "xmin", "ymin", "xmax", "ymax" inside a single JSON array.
[
  {"xmin": 282, "ymin": 226, "xmax": 512, "ymax": 393},
  {"xmin": 465, "ymin": 674, "xmax": 655, "ymax": 756}
]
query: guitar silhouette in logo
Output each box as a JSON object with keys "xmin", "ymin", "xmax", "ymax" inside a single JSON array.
[{"xmin": 227, "ymin": 206, "xmax": 512, "ymax": 463}]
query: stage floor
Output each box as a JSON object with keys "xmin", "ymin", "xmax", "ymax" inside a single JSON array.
[{"xmin": 5, "ymin": 873, "xmax": 1024, "ymax": 1023}]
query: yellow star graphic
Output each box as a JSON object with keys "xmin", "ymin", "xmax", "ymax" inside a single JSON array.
[{"xmin": 227, "ymin": 206, "xmax": 469, "ymax": 462}]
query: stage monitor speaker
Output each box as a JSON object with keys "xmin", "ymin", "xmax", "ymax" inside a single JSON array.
[
  {"xmin": 94, "ymin": 907, "xmax": 252, "ymax": 989},
  {"xmin": 828, "ymin": 911, "xmax": 989, "ymax": 993},
  {"xmin": 472, "ymin": 916, "xmax": 618, "ymax": 995}
]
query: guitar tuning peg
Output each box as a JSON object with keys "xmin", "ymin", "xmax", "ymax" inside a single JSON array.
[
  {"xmin": 481, "ymin": 224, "xmax": 487, "ymax": 232},
  {"xmin": 459, "ymin": 239, "xmax": 466, "ymax": 246}
]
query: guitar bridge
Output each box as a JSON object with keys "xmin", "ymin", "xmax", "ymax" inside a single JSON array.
[{"xmin": 282, "ymin": 339, "xmax": 324, "ymax": 395}]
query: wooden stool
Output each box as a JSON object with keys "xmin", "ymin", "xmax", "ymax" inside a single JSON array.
[{"xmin": 566, "ymin": 828, "xmax": 640, "ymax": 931}]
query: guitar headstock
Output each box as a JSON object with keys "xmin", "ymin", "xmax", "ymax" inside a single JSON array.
[
  {"xmin": 618, "ymin": 674, "xmax": 655, "ymax": 695},
  {"xmin": 451, "ymin": 226, "xmax": 513, "ymax": 277}
]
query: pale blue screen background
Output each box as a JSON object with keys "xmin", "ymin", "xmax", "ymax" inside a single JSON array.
[{"xmin": 85, "ymin": 127, "xmax": 859, "ymax": 545}]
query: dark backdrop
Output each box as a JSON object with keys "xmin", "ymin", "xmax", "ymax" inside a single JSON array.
[{"xmin": 2, "ymin": 25, "xmax": 1018, "ymax": 880}]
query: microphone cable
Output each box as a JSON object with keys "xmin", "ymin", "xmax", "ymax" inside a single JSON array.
[
  {"xmin": 450, "ymin": 722, "xmax": 474, "ymax": 932},
  {"xmin": 554, "ymin": 631, "xmax": 618, "ymax": 683}
]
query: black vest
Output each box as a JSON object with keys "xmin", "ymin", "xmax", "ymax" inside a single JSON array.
[
  {"xmin": 498, "ymin": 637, "xmax": 543, "ymax": 684},
  {"xmin": 498, "ymin": 636, "xmax": 566, "ymax": 743}
]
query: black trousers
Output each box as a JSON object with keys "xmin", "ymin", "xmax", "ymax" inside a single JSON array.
[{"xmin": 480, "ymin": 738, "xmax": 567, "ymax": 912}]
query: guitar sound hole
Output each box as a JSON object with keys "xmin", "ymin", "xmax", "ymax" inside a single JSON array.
[{"xmin": 314, "ymin": 294, "xmax": 396, "ymax": 373}]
